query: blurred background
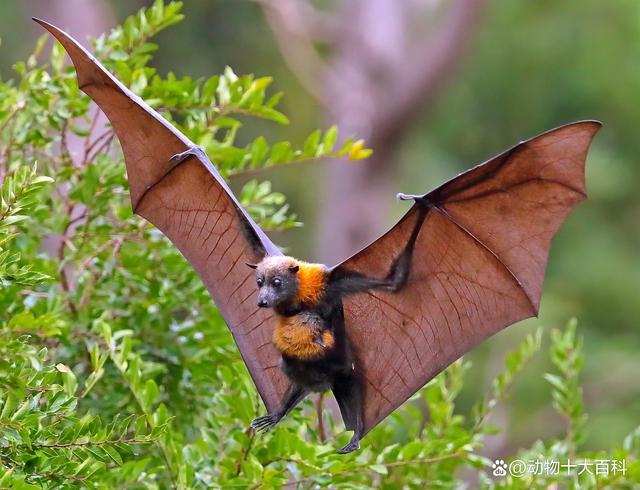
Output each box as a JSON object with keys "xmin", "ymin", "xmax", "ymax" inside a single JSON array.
[{"xmin": 1, "ymin": 0, "xmax": 638, "ymax": 457}]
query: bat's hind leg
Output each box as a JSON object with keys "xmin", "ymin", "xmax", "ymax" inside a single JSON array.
[
  {"xmin": 250, "ymin": 383, "xmax": 308, "ymax": 433},
  {"xmin": 333, "ymin": 372, "xmax": 364, "ymax": 454}
]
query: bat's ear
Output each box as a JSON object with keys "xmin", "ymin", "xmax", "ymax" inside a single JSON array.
[
  {"xmin": 288, "ymin": 265, "xmax": 299, "ymax": 274},
  {"xmin": 245, "ymin": 263, "xmax": 258, "ymax": 270}
]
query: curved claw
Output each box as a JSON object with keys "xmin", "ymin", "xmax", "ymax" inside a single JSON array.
[
  {"xmin": 396, "ymin": 192, "xmax": 433, "ymax": 208},
  {"xmin": 250, "ymin": 413, "xmax": 280, "ymax": 433},
  {"xmin": 169, "ymin": 146, "xmax": 206, "ymax": 164},
  {"xmin": 164, "ymin": 147, "xmax": 208, "ymax": 178},
  {"xmin": 336, "ymin": 438, "xmax": 360, "ymax": 454}
]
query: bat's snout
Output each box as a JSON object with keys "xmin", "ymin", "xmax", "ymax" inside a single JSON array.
[{"xmin": 257, "ymin": 299, "xmax": 269, "ymax": 308}]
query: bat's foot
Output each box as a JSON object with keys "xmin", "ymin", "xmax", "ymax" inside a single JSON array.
[
  {"xmin": 336, "ymin": 437, "xmax": 360, "ymax": 454},
  {"xmin": 169, "ymin": 146, "xmax": 206, "ymax": 165},
  {"xmin": 250, "ymin": 413, "xmax": 281, "ymax": 432}
]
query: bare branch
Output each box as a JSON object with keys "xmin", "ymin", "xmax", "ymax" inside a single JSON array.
[
  {"xmin": 255, "ymin": 0, "xmax": 338, "ymax": 42},
  {"xmin": 375, "ymin": 0, "xmax": 486, "ymax": 141},
  {"xmin": 255, "ymin": 0, "xmax": 338, "ymax": 102}
]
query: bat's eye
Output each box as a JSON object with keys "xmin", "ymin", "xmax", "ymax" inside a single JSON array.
[
  {"xmin": 272, "ymin": 278, "xmax": 282, "ymax": 288},
  {"xmin": 257, "ymin": 278, "xmax": 264, "ymax": 287}
]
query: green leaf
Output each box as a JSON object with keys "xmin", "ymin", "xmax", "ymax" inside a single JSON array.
[
  {"xmin": 1, "ymin": 394, "xmax": 18, "ymax": 419},
  {"xmin": 303, "ymin": 129, "xmax": 321, "ymax": 157},
  {"xmin": 143, "ymin": 379, "xmax": 159, "ymax": 411},
  {"xmin": 103, "ymin": 444, "xmax": 124, "ymax": 465},
  {"xmin": 320, "ymin": 125, "xmax": 338, "ymax": 154},
  {"xmin": 370, "ymin": 464, "xmax": 388, "ymax": 475}
]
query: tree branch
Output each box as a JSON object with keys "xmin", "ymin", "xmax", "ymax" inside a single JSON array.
[
  {"xmin": 255, "ymin": 0, "xmax": 339, "ymax": 102},
  {"xmin": 375, "ymin": 0, "xmax": 486, "ymax": 143},
  {"xmin": 256, "ymin": 0, "xmax": 337, "ymax": 41}
]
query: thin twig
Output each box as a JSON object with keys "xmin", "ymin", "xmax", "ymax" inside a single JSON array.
[
  {"xmin": 281, "ymin": 451, "xmax": 467, "ymax": 486},
  {"xmin": 315, "ymin": 393, "xmax": 326, "ymax": 443},
  {"xmin": 18, "ymin": 290, "xmax": 51, "ymax": 298},
  {"xmin": 0, "ymin": 102, "xmax": 26, "ymax": 178},
  {"xmin": 86, "ymin": 132, "xmax": 115, "ymax": 164},
  {"xmin": 59, "ymin": 119, "xmax": 73, "ymax": 164},
  {"xmin": 383, "ymin": 452, "xmax": 466, "ymax": 468},
  {"xmin": 68, "ymin": 209, "xmax": 89, "ymax": 228},
  {"xmin": 0, "ymin": 102, "xmax": 25, "ymax": 135},
  {"xmin": 83, "ymin": 107, "xmax": 102, "ymax": 151},
  {"xmin": 57, "ymin": 204, "xmax": 81, "ymax": 315},
  {"xmin": 0, "ymin": 459, "xmax": 92, "ymax": 484},
  {"xmin": 83, "ymin": 129, "xmax": 113, "ymax": 165},
  {"xmin": 16, "ymin": 437, "xmax": 153, "ymax": 450},
  {"xmin": 235, "ymin": 427, "xmax": 257, "ymax": 476},
  {"xmin": 78, "ymin": 236, "xmax": 120, "ymax": 270}
]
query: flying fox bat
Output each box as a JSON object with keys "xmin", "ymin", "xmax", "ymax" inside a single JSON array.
[{"xmin": 35, "ymin": 18, "xmax": 601, "ymax": 454}]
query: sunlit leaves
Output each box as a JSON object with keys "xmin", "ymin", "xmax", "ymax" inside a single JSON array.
[
  {"xmin": 545, "ymin": 318, "xmax": 588, "ymax": 451},
  {"xmin": 0, "ymin": 165, "xmax": 53, "ymax": 287},
  {"xmin": 93, "ymin": 0, "xmax": 184, "ymax": 70},
  {"xmin": 0, "ymin": 334, "xmax": 160, "ymax": 488},
  {"xmin": 240, "ymin": 180, "xmax": 301, "ymax": 232},
  {"xmin": 222, "ymin": 126, "xmax": 372, "ymax": 180},
  {"xmin": 472, "ymin": 328, "xmax": 542, "ymax": 432}
]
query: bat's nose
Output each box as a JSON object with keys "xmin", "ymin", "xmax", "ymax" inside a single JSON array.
[{"xmin": 257, "ymin": 299, "xmax": 269, "ymax": 308}]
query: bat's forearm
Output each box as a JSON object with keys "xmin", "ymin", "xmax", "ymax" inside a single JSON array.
[
  {"xmin": 328, "ymin": 252, "xmax": 412, "ymax": 296},
  {"xmin": 329, "ymin": 206, "xmax": 428, "ymax": 297}
]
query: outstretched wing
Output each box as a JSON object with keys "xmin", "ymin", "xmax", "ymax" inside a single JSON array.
[
  {"xmin": 36, "ymin": 19, "xmax": 289, "ymax": 411},
  {"xmin": 334, "ymin": 121, "xmax": 600, "ymax": 433}
]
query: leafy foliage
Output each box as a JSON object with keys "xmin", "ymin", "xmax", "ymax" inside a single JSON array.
[
  {"xmin": 0, "ymin": 2, "xmax": 637, "ymax": 488},
  {"xmin": 0, "ymin": 165, "xmax": 52, "ymax": 286}
]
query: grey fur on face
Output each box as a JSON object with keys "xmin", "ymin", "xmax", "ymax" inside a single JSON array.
[{"xmin": 250, "ymin": 256, "xmax": 300, "ymax": 309}]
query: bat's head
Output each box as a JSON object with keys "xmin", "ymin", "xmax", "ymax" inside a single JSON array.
[{"xmin": 247, "ymin": 256, "xmax": 301, "ymax": 311}]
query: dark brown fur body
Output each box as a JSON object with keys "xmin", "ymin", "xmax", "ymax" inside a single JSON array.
[
  {"xmin": 249, "ymin": 256, "xmax": 365, "ymax": 453},
  {"xmin": 249, "ymin": 215, "xmax": 424, "ymax": 454}
]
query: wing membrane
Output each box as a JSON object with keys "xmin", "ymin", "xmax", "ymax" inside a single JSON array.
[
  {"xmin": 337, "ymin": 121, "xmax": 600, "ymax": 432},
  {"xmin": 36, "ymin": 19, "xmax": 288, "ymax": 411}
]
